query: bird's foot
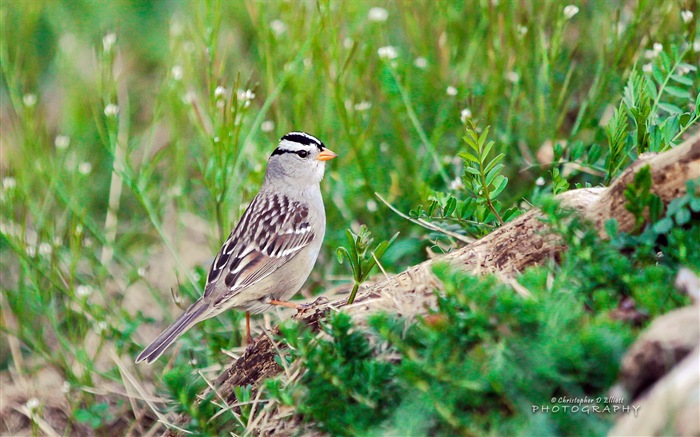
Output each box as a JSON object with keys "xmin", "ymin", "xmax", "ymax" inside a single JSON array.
[{"xmin": 296, "ymin": 296, "xmax": 329, "ymax": 311}]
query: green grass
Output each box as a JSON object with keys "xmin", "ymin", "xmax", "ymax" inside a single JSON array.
[{"xmin": 1, "ymin": 0, "xmax": 698, "ymax": 434}]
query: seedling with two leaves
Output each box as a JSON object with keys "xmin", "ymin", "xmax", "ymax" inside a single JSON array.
[{"xmin": 337, "ymin": 225, "xmax": 399, "ymax": 305}]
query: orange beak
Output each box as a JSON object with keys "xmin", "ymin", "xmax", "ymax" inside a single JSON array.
[{"xmin": 316, "ymin": 148, "xmax": 338, "ymax": 161}]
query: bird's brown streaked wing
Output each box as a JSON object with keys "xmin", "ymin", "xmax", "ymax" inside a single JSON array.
[{"xmin": 203, "ymin": 193, "xmax": 315, "ymax": 304}]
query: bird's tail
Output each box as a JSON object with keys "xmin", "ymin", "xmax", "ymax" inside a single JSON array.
[{"xmin": 135, "ymin": 301, "xmax": 210, "ymax": 364}]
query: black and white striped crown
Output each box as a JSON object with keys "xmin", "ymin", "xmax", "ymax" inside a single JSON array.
[{"xmin": 271, "ymin": 132, "xmax": 325, "ymax": 157}]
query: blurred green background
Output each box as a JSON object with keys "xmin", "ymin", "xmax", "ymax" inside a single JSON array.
[{"xmin": 1, "ymin": 0, "xmax": 697, "ymax": 433}]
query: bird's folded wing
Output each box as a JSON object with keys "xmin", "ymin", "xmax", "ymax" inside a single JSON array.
[{"xmin": 203, "ymin": 193, "xmax": 315, "ymax": 304}]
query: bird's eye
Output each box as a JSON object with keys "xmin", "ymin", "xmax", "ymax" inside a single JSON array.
[{"xmin": 297, "ymin": 150, "xmax": 309, "ymax": 158}]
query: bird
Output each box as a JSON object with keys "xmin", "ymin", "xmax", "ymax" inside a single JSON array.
[{"xmin": 136, "ymin": 132, "xmax": 337, "ymax": 364}]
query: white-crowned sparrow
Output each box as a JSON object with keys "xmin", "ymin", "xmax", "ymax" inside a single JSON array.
[{"xmin": 136, "ymin": 132, "xmax": 336, "ymax": 364}]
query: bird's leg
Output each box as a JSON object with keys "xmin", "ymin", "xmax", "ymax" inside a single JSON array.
[
  {"xmin": 268, "ymin": 299, "xmax": 301, "ymax": 309},
  {"xmin": 245, "ymin": 311, "xmax": 252, "ymax": 344},
  {"xmin": 269, "ymin": 296, "xmax": 329, "ymax": 312}
]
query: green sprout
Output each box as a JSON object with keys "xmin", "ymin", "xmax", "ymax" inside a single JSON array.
[{"xmin": 336, "ymin": 225, "xmax": 399, "ymax": 305}]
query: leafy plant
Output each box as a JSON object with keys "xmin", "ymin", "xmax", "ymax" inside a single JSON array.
[
  {"xmin": 272, "ymin": 193, "xmax": 699, "ymax": 435},
  {"xmin": 75, "ymin": 402, "xmax": 115, "ymax": 429},
  {"xmin": 603, "ymin": 45, "xmax": 698, "ymax": 184},
  {"xmin": 336, "ymin": 225, "xmax": 398, "ymax": 305},
  {"xmin": 604, "ymin": 105, "xmax": 632, "ymax": 184},
  {"xmin": 652, "ymin": 179, "xmax": 700, "ymax": 234},
  {"xmin": 623, "ymin": 70, "xmax": 652, "ymax": 153},
  {"xmin": 623, "ymin": 165, "xmax": 663, "ymax": 233},
  {"xmin": 268, "ymin": 312, "xmax": 400, "ymax": 436},
  {"xmin": 459, "ymin": 123, "xmax": 510, "ymax": 224},
  {"xmin": 408, "ymin": 123, "xmax": 521, "ymax": 241},
  {"xmin": 162, "ymin": 365, "xmax": 240, "ymax": 434}
]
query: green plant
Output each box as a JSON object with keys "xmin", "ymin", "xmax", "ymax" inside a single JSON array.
[
  {"xmin": 603, "ymin": 45, "xmax": 698, "ymax": 184},
  {"xmin": 336, "ymin": 225, "xmax": 398, "ymax": 304},
  {"xmin": 653, "ymin": 179, "xmax": 700, "ymax": 234},
  {"xmin": 268, "ymin": 312, "xmax": 400, "ymax": 436},
  {"xmin": 623, "ymin": 165, "xmax": 663, "ymax": 233},
  {"xmin": 75, "ymin": 402, "xmax": 115, "ymax": 429},
  {"xmin": 408, "ymin": 123, "xmax": 522, "ymax": 242},
  {"xmin": 271, "ymin": 194, "xmax": 698, "ymax": 435},
  {"xmin": 460, "ymin": 123, "xmax": 509, "ymax": 224}
]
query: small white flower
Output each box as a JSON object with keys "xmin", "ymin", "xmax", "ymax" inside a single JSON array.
[
  {"xmin": 61, "ymin": 381, "xmax": 71, "ymax": 393},
  {"xmin": 78, "ymin": 162, "xmax": 92, "ymax": 175},
  {"xmin": 137, "ymin": 267, "xmax": 146, "ymax": 277},
  {"xmin": 102, "ymin": 33, "xmax": 117, "ymax": 52},
  {"xmin": 214, "ymin": 86, "xmax": 226, "ymax": 98},
  {"xmin": 414, "ymin": 57, "xmax": 428, "ymax": 69},
  {"xmin": 2, "ymin": 177, "xmax": 16, "ymax": 190},
  {"xmin": 653, "ymin": 42, "xmax": 663, "ymax": 53},
  {"xmin": 76, "ymin": 285, "xmax": 93, "ymax": 298},
  {"xmin": 270, "ymin": 19, "xmax": 287, "ymax": 36},
  {"xmin": 23, "ymin": 94, "xmax": 37, "ymax": 107},
  {"xmin": 354, "ymin": 101, "xmax": 372, "ymax": 111},
  {"xmin": 460, "ymin": 108, "xmax": 472, "ymax": 123},
  {"xmin": 644, "ymin": 49, "xmax": 659, "ymax": 59},
  {"xmin": 38, "ymin": 243, "xmax": 52, "ymax": 256},
  {"xmin": 446, "ymin": 86, "xmax": 458, "ymax": 96},
  {"xmin": 366, "ymin": 199, "xmax": 378, "ymax": 212},
  {"xmin": 238, "ymin": 89, "xmax": 255, "ymax": 101},
  {"xmin": 535, "ymin": 176, "xmax": 545, "ymax": 186},
  {"xmin": 261, "ymin": 120, "xmax": 275, "ymax": 132},
  {"xmin": 26, "ymin": 246, "xmax": 36, "ymax": 257},
  {"xmin": 517, "ymin": 25, "xmax": 528, "ymax": 36},
  {"xmin": 343, "ymin": 37, "xmax": 354, "ymax": 49},
  {"xmin": 449, "ymin": 177, "xmax": 464, "ymax": 190},
  {"xmin": 238, "ymin": 90, "xmax": 255, "ymax": 108},
  {"xmin": 694, "ymin": 39, "xmax": 700, "ymax": 52},
  {"xmin": 505, "ymin": 71, "xmax": 520, "ymax": 83},
  {"xmin": 192, "ymin": 271, "xmax": 201, "ymax": 282},
  {"xmin": 563, "ymin": 5, "xmax": 579, "ymax": 20},
  {"xmin": 216, "ymin": 100, "xmax": 225, "ymax": 109},
  {"xmin": 368, "ymin": 7, "xmax": 389, "ymax": 22},
  {"xmin": 75, "ymin": 224, "xmax": 83, "ymax": 236},
  {"xmin": 95, "ymin": 321, "xmax": 108, "ymax": 334},
  {"xmin": 55, "ymin": 135, "xmax": 70, "ymax": 149},
  {"xmin": 171, "ymin": 65, "xmax": 183, "ymax": 81},
  {"xmin": 84, "ymin": 238, "xmax": 93, "ymax": 248},
  {"xmin": 643, "ymin": 63, "xmax": 653, "ymax": 73},
  {"xmin": 677, "ymin": 64, "xmax": 690, "ymax": 76},
  {"xmin": 681, "ymin": 10, "xmax": 693, "ymax": 23},
  {"xmin": 104, "ymin": 103, "xmax": 119, "ymax": 117},
  {"xmin": 380, "ymin": 142, "xmax": 389, "ymax": 153},
  {"xmin": 25, "ymin": 398, "xmax": 40, "ymax": 412},
  {"xmin": 213, "ymin": 136, "xmax": 220, "ymax": 143},
  {"xmin": 377, "ymin": 46, "xmax": 398, "ymax": 60}
]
